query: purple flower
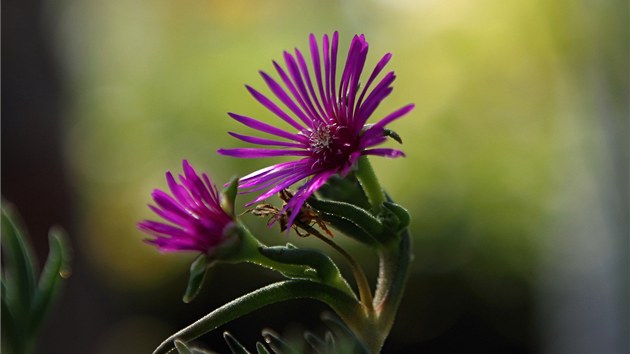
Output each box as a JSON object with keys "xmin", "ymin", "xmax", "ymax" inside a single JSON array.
[
  {"xmin": 218, "ymin": 32, "xmax": 414, "ymax": 227},
  {"xmin": 138, "ymin": 160, "xmax": 234, "ymax": 253}
]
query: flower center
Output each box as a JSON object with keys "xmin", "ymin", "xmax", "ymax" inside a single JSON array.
[
  {"xmin": 306, "ymin": 122, "xmax": 355, "ymax": 169},
  {"xmin": 308, "ymin": 124, "xmax": 334, "ymax": 154}
]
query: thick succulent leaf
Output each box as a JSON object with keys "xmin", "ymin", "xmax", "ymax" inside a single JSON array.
[
  {"xmin": 174, "ymin": 339, "xmax": 194, "ymax": 354},
  {"xmin": 320, "ymin": 312, "xmax": 369, "ymax": 354},
  {"xmin": 221, "ymin": 176, "xmax": 240, "ymax": 217},
  {"xmin": 173, "ymin": 340, "xmax": 215, "ymax": 354},
  {"xmin": 258, "ymin": 247, "xmax": 337, "ymax": 284},
  {"xmin": 319, "ymin": 212, "xmax": 377, "ymax": 247},
  {"xmin": 223, "ymin": 332, "xmax": 250, "ymax": 354},
  {"xmin": 255, "ymin": 342, "xmax": 271, "ymax": 354},
  {"xmin": 307, "ymin": 197, "xmax": 383, "ymax": 245},
  {"xmin": 324, "ymin": 332, "xmax": 335, "ymax": 354},
  {"xmin": 31, "ymin": 228, "xmax": 71, "ymax": 331},
  {"xmin": 1, "ymin": 206, "xmax": 38, "ymax": 316},
  {"xmin": 303, "ymin": 331, "xmax": 326, "ymax": 354},
  {"xmin": 1, "ymin": 204, "xmax": 71, "ymax": 354},
  {"xmin": 258, "ymin": 246, "xmax": 354, "ymax": 297},
  {"xmin": 153, "ymin": 280, "xmax": 362, "ymax": 354},
  {"xmin": 307, "ymin": 198, "xmax": 383, "ymax": 236},
  {"xmin": 315, "ymin": 175, "xmax": 370, "ymax": 210},
  {"xmin": 261, "ymin": 329, "xmax": 297, "ymax": 354},
  {"xmin": 1, "ymin": 292, "xmax": 21, "ymax": 354},
  {"xmin": 382, "ymin": 202, "xmax": 410, "ymax": 230},
  {"xmin": 183, "ymin": 254, "xmax": 211, "ymax": 303}
]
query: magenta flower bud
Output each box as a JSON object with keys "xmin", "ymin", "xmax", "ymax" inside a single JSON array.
[{"xmin": 138, "ymin": 160, "xmax": 234, "ymax": 254}]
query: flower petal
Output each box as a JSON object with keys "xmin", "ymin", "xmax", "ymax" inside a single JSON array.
[
  {"xmin": 246, "ymin": 85, "xmax": 305, "ymax": 131},
  {"xmin": 226, "ymin": 112, "xmax": 301, "ymax": 141},
  {"xmin": 363, "ymin": 148, "xmax": 406, "ymax": 158},
  {"xmin": 218, "ymin": 147, "xmax": 310, "ymax": 158},
  {"xmin": 228, "ymin": 132, "xmax": 304, "ymax": 148}
]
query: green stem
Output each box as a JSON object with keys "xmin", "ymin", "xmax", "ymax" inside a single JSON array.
[
  {"xmin": 374, "ymin": 229, "xmax": 412, "ymax": 338},
  {"xmin": 153, "ymin": 280, "xmax": 363, "ymax": 354},
  {"xmin": 309, "ymin": 229, "xmax": 374, "ymax": 314},
  {"xmin": 355, "ymin": 156, "xmax": 384, "ymax": 213}
]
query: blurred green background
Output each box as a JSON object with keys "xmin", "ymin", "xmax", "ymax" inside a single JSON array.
[{"xmin": 3, "ymin": 0, "xmax": 627, "ymax": 353}]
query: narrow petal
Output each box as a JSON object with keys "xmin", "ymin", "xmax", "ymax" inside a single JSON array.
[
  {"xmin": 249, "ymin": 170, "xmax": 313, "ymax": 205},
  {"xmin": 182, "ymin": 161, "xmax": 218, "ymax": 208},
  {"xmin": 357, "ymin": 72, "xmax": 396, "ymax": 124},
  {"xmin": 218, "ymin": 147, "xmax": 310, "ymax": 158},
  {"xmin": 166, "ymin": 172, "xmax": 194, "ymax": 209},
  {"xmin": 261, "ymin": 69, "xmax": 312, "ymax": 126},
  {"xmin": 138, "ymin": 220, "xmax": 189, "ymax": 239},
  {"xmin": 345, "ymin": 38, "xmax": 369, "ymax": 121},
  {"xmin": 227, "ymin": 113, "xmax": 300, "ymax": 141},
  {"xmin": 330, "ymin": 32, "xmax": 339, "ymax": 113},
  {"xmin": 228, "ymin": 132, "xmax": 304, "ymax": 148},
  {"xmin": 356, "ymin": 53, "xmax": 392, "ymax": 110},
  {"xmin": 363, "ymin": 148, "xmax": 406, "ymax": 158},
  {"xmin": 295, "ymin": 48, "xmax": 326, "ymax": 119},
  {"xmin": 283, "ymin": 170, "xmax": 335, "ymax": 228},
  {"xmin": 321, "ymin": 34, "xmax": 335, "ymax": 118},
  {"xmin": 246, "ymin": 85, "xmax": 305, "ymax": 131},
  {"xmin": 148, "ymin": 204, "xmax": 191, "ymax": 227},
  {"xmin": 238, "ymin": 159, "xmax": 312, "ymax": 185},
  {"xmin": 283, "ymin": 51, "xmax": 323, "ymax": 124},
  {"xmin": 239, "ymin": 159, "xmax": 313, "ymax": 190},
  {"xmin": 310, "ymin": 33, "xmax": 331, "ymax": 117},
  {"xmin": 366, "ymin": 104, "xmax": 415, "ymax": 132},
  {"xmin": 152, "ymin": 190, "xmax": 190, "ymax": 219}
]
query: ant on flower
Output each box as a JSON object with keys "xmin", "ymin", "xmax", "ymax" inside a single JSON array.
[{"xmin": 244, "ymin": 189, "xmax": 333, "ymax": 238}]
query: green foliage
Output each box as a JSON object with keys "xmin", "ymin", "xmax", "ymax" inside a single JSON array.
[
  {"xmin": 174, "ymin": 339, "xmax": 214, "ymax": 354},
  {"xmin": 156, "ymin": 168, "xmax": 413, "ymax": 354},
  {"xmin": 221, "ymin": 176, "xmax": 240, "ymax": 218},
  {"xmin": 174, "ymin": 312, "xmax": 369, "ymax": 354},
  {"xmin": 258, "ymin": 246, "xmax": 344, "ymax": 287},
  {"xmin": 315, "ymin": 175, "xmax": 370, "ymax": 210},
  {"xmin": 183, "ymin": 254, "xmax": 211, "ymax": 303},
  {"xmin": 1, "ymin": 204, "xmax": 71, "ymax": 354}
]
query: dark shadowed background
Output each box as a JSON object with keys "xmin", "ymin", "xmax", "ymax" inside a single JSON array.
[{"xmin": 2, "ymin": 0, "xmax": 628, "ymax": 353}]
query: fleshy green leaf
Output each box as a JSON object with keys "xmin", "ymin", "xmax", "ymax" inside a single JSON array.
[
  {"xmin": 303, "ymin": 331, "xmax": 326, "ymax": 354},
  {"xmin": 258, "ymin": 247, "xmax": 335, "ymax": 284},
  {"xmin": 316, "ymin": 175, "xmax": 370, "ymax": 210},
  {"xmin": 174, "ymin": 339, "xmax": 193, "ymax": 354},
  {"xmin": 261, "ymin": 329, "xmax": 297, "ymax": 354},
  {"xmin": 31, "ymin": 228, "xmax": 71, "ymax": 331},
  {"xmin": 307, "ymin": 197, "xmax": 385, "ymax": 245},
  {"xmin": 183, "ymin": 254, "xmax": 211, "ymax": 303},
  {"xmin": 1, "ymin": 291, "xmax": 20, "ymax": 354},
  {"xmin": 152, "ymin": 280, "xmax": 362, "ymax": 354},
  {"xmin": 320, "ymin": 312, "xmax": 369, "ymax": 354},
  {"xmin": 255, "ymin": 342, "xmax": 271, "ymax": 354},
  {"xmin": 1, "ymin": 205, "xmax": 38, "ymax": 315},
  {"xmin": 383, "ymin": 202, "xmax": 410, "ymax": 230},
  {"xmin": 317, "ymin": 212, "xmax": 378, "ymax": 247},
  {"xmin": 307, "ymin": 198, "xmax": 383, "ymax": 236},
  {"xmin": 258, "ymin": 246, "xmax": 354, "ymax": 298},
  {"xmin": 324, "ymin": 332, "xmax": 335, "ymax": 354},
  {"xmin": 1, "ymin": 203, "xmax": 71, "ymax": 354},
  {"xmin": 221, "ymin": 176, "xmax": 239, "ymax": 217},
  {"xmin": 223, "ymin": 332, "xmax": 250, "ymax": 354}
]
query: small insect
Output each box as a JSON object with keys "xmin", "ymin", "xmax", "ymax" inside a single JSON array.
[{"xmin": 244, "ymin": 189, "xmax": 333, "ymax": 238}]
